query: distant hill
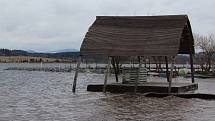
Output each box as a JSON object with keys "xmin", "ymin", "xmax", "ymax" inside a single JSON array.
[
  {"xmin": 26, "ymin": 50, "xmax": 37, "ymax": 53},
  {"xmin": 47, "ymin": 49, "xmax": 79, "ymax": 53},
  {"xmin": 0, "ymin": 48, "xmax": 80, "ymax": 59}
]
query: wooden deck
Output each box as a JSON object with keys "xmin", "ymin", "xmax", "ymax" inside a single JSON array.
[{"xmin": 87, "ymin": 82, "xmax": 198, "ymax": 93}]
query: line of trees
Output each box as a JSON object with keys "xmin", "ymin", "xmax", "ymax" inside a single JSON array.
[
  {"xmin": 194, "ymin": 33, "xmax": 215, "ymax": 72},
  {"xmin": 0, "ymin": 48, "xmax": 79, "ymax": 61},
  {"xmin": 0, "ymin": 49, "xmax": 28, "ymax": 56}
]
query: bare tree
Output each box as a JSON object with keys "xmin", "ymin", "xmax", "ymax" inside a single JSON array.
[{"xmin": 194, "ymin": 33, "xmax": 215, "ymax": 72}]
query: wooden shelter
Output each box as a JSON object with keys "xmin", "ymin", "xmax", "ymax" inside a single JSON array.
[{"xmin": 72, "ymin": 15, "xmax": 195, "ymax": 93}]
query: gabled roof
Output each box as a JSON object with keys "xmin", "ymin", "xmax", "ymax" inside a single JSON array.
[{"xmin": 80, "ymin": 15, "xmax": 194, "ymax": 56}]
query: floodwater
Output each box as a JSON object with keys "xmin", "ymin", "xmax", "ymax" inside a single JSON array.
[{"xmin": 0, "ymin": 63, "xmax": 215, "ymax": 121}]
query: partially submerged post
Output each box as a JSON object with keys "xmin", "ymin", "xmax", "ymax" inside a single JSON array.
[
  {"xmin": 168, "ymin": 56, "xmax": 175, "ymax": 93},
  {"xmin": 73, "ymin": 15, "xmax": 196, "ymax": 93},
  {"xmin": 111, "ymin": 57, "xmax": 119, "ymax": 83},
  {"xmin": 103, "ymin": 57, "xmax": 111, "ymax": 93},
  {"xmin": 165, "ymin": 56, "xmax": 169, "ymax": 82},
  {"xmin": 72, "ymin": 57, "xmax": 82, "ymax": 92},
  {"xmin": 134, "ymin": 56, "xmax": 143, "ymax": 93},
  {"xmin": 190, "ymin": 53, "xmax": 195, "ymax": 83}
]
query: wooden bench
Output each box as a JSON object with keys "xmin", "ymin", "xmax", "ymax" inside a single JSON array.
[{"xmin": 122, "ymin": 67, "xmax": 147, "ymax": 84}]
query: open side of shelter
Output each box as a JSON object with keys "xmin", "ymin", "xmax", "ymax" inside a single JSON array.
[{"xmin": 72, "ymin": 15, "xmax": 197, "ymax": 93}]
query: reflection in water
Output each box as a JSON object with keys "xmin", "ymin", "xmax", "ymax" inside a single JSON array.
[{"xmin": 0, "ymin": 63, "xmax": 215, "ymax": 121}]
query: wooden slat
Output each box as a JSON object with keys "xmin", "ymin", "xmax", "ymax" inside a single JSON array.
[{"xmin": 123, "ymin": 67, "xmax": 148, "ymax": 85}]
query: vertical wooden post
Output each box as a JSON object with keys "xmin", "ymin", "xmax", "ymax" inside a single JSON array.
[
  {"xmin": 111, "ymin": 57, "xmax": 118, "ymax": 83},
  {"xmin": 134, "ymin": 56, "xmax": 142, "ymax": 93},
  {"xmin": 148, "ymin": 57, "xmax": 151, "ymax": 71},
  {"xmin": 168, "ymin": 56, "xmax": 175, "ymax": 94},
  {"xmin": 103, "ymin": 57, "xmax": 111, "ymax": 93},
  {"xmin": 190, "ymin": 53, "xmax": 195, "ymax": 83},
  {"xmin": 72, "ymin": 56, "xmax": 82, "ymax": 92},
  {"xmin": 158, "ymin": 56, "xmax": 162, "ymax": 73},
  {"xmin": 165, "ymin": 56, "xmax": 169, "ymax": 82},
  {"xmin": 115, "ymin": 56, "xmax": 120, "ymax": 80},
  {"xmin": 144, "ymin": 56, "xmax": 147, "ymax": 68}
]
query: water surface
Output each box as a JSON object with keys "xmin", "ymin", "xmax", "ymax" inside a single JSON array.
[{"xmin": 0, "ymin": 63, "xmax": 215, "ymax": 121}]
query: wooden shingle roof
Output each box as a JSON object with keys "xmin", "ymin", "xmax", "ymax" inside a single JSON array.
[{"xmin": 80, "ymin": 15, "xmax": 194, "ymax": 56}]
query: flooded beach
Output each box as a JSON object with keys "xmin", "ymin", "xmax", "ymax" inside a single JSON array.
[{"xmin": 0, "ymin": 63, "xmax": 215, "ymax": 121}]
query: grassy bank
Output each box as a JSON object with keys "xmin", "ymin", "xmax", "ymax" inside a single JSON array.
[{"xmin": 0, "ymin": 56, "xmax": 71, "ymax": 63}]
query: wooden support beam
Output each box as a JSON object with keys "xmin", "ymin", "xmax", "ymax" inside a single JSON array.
[
  {"xmin": 115, "ymin": 56, "xmax": 120, "ymax": 78},
  {"xmin": 148, "ymin": 58, "xmax": 151, "ymax": 71},
  {"xmin": 144, "ymin": 56, "xmax": 147, "ymax": 68},
  {"xmin": 111, "ymin": 57, "xmax": 118, "ymax": 83},
  {"xmin": 103, "ymin": 57, "xmax": 111, "ymax": 93},
  {"xmin": 72, "ymin": 56, "xmax": 82, "ymax": 92},
  {"xmin": 190, "ymin": 53, "xmax": 195, "ymax": 83},
  {"xmin": 168, "ymin": 56, "xmax": 175, "ymax": 94},
  {"xmin": 134, "ymin": 56, "xmax": 142, "ymax": 93},
  {"xmin": 158, "ymin": 56, "xmax": 162, "ymax": 73},
  {"xmin": 165, "ymin": 56, "xmax": 169, "ymax": 82}
]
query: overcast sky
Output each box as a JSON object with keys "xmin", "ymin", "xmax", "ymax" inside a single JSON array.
[{"xmin": 0, "ymin": 0, "xmax": 215, "ymax": 52}]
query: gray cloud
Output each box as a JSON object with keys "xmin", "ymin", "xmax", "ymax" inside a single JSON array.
[{"xmin": 0, "ymin": 0, "xmax": 215, "ymax": 52}]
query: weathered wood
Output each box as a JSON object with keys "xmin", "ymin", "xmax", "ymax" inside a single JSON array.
[
  {"xmin": 115, "ymin": 56, "xmax": 120, "ymax": 80},
  {"xmin": 165, "ymin": 56, "xmax": 169, "ymax": 82},
  {"xmin": 134, "ymin": 56, "xmax": 142, "ymax": 93},
  {"xmin": 148, "ymin": 57, "xmax": 151, "ymax": 71},
  {"xmin": 123, "ymin": 68, "xmax": 147, "ymax": 84},
  {"xmin": 168, "ymin": 56, "xmax": 175, "ymax": 93},
  {"xmin": 80, "ymin": 15, "xmax": 194, "ymax": 56},
  {"xmin": 111, "ymin": 57, "xmax": 118, "ymax": 82},
  {"xmin": 190, "ymin": 53, "xmax": 195, "ymax": 83},
  {"xmin": 103, "ymin": 57, "xmax": 111, "ymax": 93},
  {"xmin": 87, "ymin": 82, "xmax": 198, "ymax": 93},
  {"xmin": 72, "ymin": 57, "xmax": 82, "ymax": 92},
  {"xmin": 144, "ymin": 57, "xmax": 147, "ymax": 68},
  {"xmin": 79, "ymin": 15, "xmax": 196, "ymax": 94}
]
